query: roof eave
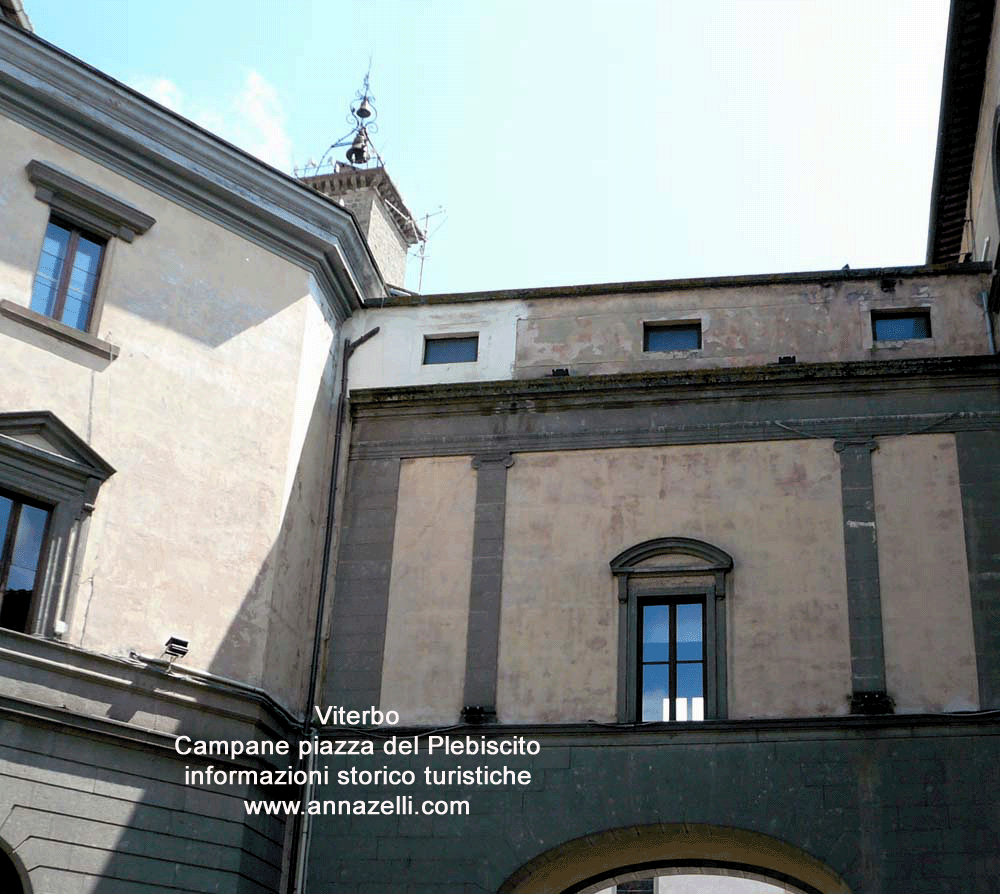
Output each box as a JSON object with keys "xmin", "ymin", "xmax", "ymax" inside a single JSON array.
[
  {"xmin": 926, "ymin": 0, "xmax": 997, "ymax": 265},
  {"xmin": 0, "ymin": 20, "xmax": 387, "ymax": 317}
]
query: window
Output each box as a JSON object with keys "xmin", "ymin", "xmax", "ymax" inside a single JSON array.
[
  {"xmin": 0, "ymin": 412, "xmax": 114, "ymax": 638},
  {"xmin": 640, "ymin": 599, "xmax": 704, "ymax": 721},
  {"xmin": 423, "ymin": 334, "xmax": 479, "ymax": 364},
  {"xmin": 0, "ymin": 490, "xmax": 52, "ymax": 633},
  {"xmin": 30, "ymin": 218, "xmax": 106, "ymax": 331},
  {"xmin": 643, "ymin": 322, "xmax": 702, "ymax": 352},
  {"xmin": 3, "ymin": 160, "xmax": 155, "ymax": 348},
  {"xmin": 610, "ymin": 538, "xmax": 732, "ymax": 723},
  {"xmin": 871, "ymin": 310, "xmax": 931, "ymax": 341}
]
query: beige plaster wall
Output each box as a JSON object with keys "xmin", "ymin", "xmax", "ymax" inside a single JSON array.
[
  {"xmin": 0, "ymin": 115, "xmax": 339, "ymax": 705},
  {"xmin": 380, "ymin": 456, "xmax": 476, "ymax": 723},
  {"xmin": 513, "ymin": 274, "xmax": 990, "ymax": 379},
  {"xmin": 873, "ymin": 434, "xmax": 978, "ymax": 713},
  {"xmin": 498, "ymin": 441, "xmax": 851, "ymax": 723}
]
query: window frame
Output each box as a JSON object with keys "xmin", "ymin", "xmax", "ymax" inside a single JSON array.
[
  {"xmin": 0, "ymin": 487, "xmax": 54, "ymax": 634},
  {"xmin": 870, "ymin": 308, "xmax": 932, "ymax": 342},
  {"xmin": 610, "ymin": 537, "xmax": 732, "ymax": 723},
  {"xmin": 422, "ymin": 333, "xmax": 480, "ymax": 365},
  {"xmin": 1, "ymin": 160, "xmax": 155, "ymax": 356},
  {"xmin": 637, "ymin": 593, "xmax": 707, "ymax": 722},
  {"xmin": 643, "ymin": 321, "xmax": 703, "ymax": 353},
  {"xmin": 30, "ymin": 216, "xmax": 108, "ymax": 333},
  {"xmin": 0, "ymin": 412, "xmax": 114, "ymax": 639}
]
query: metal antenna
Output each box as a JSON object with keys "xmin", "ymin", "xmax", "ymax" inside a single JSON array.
[{"xmin": 416, "ymin": 207, "xmax": 446, "ymax": 292}]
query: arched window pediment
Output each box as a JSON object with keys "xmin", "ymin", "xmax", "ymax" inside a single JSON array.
[{"xmin": 610, "ymin": 537, "xmax": 733, "ymax": 576}]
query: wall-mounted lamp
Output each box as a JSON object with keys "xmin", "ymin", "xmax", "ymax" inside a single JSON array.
[{"xmin": 164, "ymin": 636, "xmax": 189, "ymax": 663}]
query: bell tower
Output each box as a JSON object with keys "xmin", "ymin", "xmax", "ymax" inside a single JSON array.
[{"xmin": 297, "ymin": 79, "xmax": 422, "ymax": 290}]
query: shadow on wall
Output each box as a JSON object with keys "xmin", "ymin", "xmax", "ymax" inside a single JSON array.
[
  {"xmin": 204, "ymin": 334, "xmax": 341, "ymax": 713},
  {"xmin": 0, "ymin": 709, "xmax": 287, "ymax": 893},
  {"xmin": 108, "ymin": 232, "xmax": 313, "ymax": 349},
  {"xmin": 73, "ymin": 330, "xmax": 341, "ymax": 891}
]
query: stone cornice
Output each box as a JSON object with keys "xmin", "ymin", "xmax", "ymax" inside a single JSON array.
[
  {"xmin": 0, "ymin": 628, "xmax": 302, "ymax": 751},
  {"xmin": 0, "ymin": 21, "xmax": 387, "ymax": 319},
  {"xmin": 346, "ymin": 356, "xmax": 1000, "ymax": 459},
  {"xmin": 314, "ymin": 711, "xmax": 1000, "ymax": 744},
  {"xmin": 389, "ymin": 262, "xmax": 992, "ymax": 307},
  {"xmin": 350, "ymin": 354, "xmax": 1000, "ymax": 413}
]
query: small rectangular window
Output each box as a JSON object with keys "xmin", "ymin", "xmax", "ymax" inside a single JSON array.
[
  {"xmin": 871, "ymin": 310, "xmax": 931, "ymax": 341},
  {"xmin": 643, "ymin": 322, "xmax": 701, "ymax": 352},
  {"xmin": 423, "ymin": 335, "xmax": 479, "ymax": 364},
  {"xmin": 30, "ymin": 217, "xmax": 106, "ymax": 332}
]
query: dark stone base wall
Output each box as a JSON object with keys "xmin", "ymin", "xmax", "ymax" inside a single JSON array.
[
  {"xmin": 306, "ymin": 717, "xmax": 1000, "ymax": 894},
  {"xmin": 0, "ymin": 711, "xmax": 286, "ymax": 893}
]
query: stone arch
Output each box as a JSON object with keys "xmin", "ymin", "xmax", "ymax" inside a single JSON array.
[
  {"xmin": 0, "ymin": 836, "xmax": 29, "ymax": 894},
  {"xmin": 498, "ymin": 823, "xmax": 851, "ymax": 894}
]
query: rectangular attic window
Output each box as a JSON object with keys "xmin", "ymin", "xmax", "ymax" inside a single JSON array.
[
  {"xmin": 423, "ymin": 335, "xmax": 479, "ymax": 364},
  {"xmin": 871, "ymin": 310, "xmax": 931, "ymax": 341},
  {"xmin": 643, "ymin": 322, "xmax": 702, "ymax": 352}
]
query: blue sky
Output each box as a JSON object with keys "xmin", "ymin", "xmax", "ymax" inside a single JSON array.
[{"xmin": 24, "ymin": 1, "xmax": 951, "ymax": 294}]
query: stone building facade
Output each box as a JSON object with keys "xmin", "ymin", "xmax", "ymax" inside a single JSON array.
[{"xmin": 1, "ymin": 1, "xmax": 1000, "ymax": 893}]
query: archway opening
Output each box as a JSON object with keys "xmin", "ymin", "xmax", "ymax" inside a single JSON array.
[
  {"xmin": 583, "ymin": 866, "xmax": 816, "ymax": 894},
  {"xmin": 499, "ymin": 824, "xmax": 851, "ymax": 894},
  {"xmin": 0, "ymin": 845, "xmax": 25, "ymax": 894}
]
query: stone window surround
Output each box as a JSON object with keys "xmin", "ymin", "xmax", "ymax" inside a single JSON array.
[
  {"xmin": 1, "ymin": 160, "xmax": 156, "ymax": 358},
  {"xmin": 611, "ymin": 537, "xmax": 732, "ymax": 723},
  {"xmin": 863, "ymin": 303, "xmax": 935, "ymax": 352},
  {"xmin": 0, "ymin": 412, "xmax": 114, "ymax": 639}
]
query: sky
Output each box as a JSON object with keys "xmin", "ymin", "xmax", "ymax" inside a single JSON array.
[{"xmin": 22, "ymin": 0, "xmax": 952, "ymax": 295}]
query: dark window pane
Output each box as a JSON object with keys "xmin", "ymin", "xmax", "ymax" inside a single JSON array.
[
  {"xmin": 642, "ymin": 603, "xmax": 671, "ymax": 662},
  {"xmin": 0, "ymin": 588, "xmax": 32, "ymax": 632},
  {"xmin": 0, "ymin": 499, "xmax": 50, "ymax": 634},
  {"xmin": 617, "ymin": 881, "xmax": 654, "ymax": 894},
  {"xmin": 641, "ymin": 663, "xmax": 670, "ymax": 721},
  {"xmin": 423, "ymin": 335, "xmax": 479, "ymax": 364},
  {"xmin": 676, "ymin": 602, "xmax": 703, "ymax": 660},
  {"xmin": 644, "ymin": 323, "xmax": 701, "ymax": 352},
  {"xmin": 872, "ymin": 312, "xmax": 931, "ymax": 341}
]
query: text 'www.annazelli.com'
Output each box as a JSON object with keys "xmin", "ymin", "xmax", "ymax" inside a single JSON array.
[{"xmin": 244, "ymin": 797, "xmax": 469, "ymax": 816}]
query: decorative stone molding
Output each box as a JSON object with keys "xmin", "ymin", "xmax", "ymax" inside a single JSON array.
[{"xmin": 26, "ymin": 159, "xmax": 155, "ymax": 242}]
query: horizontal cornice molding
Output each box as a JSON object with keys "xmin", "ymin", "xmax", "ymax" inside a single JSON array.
[
  {"xmin": 0, "ymin": 629, "xmax": 301, "ymax": 742},
  {"xmin": 347, "ymin": 356, "xmax": 1000, "ymax": 458},
  {"xmin": 0, "ymin": 22, "xmax": 386, "ymax": 319},
  {"xmin": 350, "ymin": 355, "xmax": 1000, "ymax": 413},
  {"xmin": 351, "ymin": 411, "xmax": 1000, "ymax": 459},
  {"xmin": 389, "ymin": 262, "xmax": 992, "ymax": 307},
  {"xmin": 313, "ymin": 711, "xmax": 1000, "ymax": 745}
]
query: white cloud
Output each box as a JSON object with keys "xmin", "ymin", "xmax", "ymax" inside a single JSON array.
[
  {"xmin": 129, "ymin": 71, "xmax": 293, "ymax": 172},
  {"xmin": 231, "ymin": 71, "xmax": 293, "ymax": 172},
  {"xmin": 135, "ymin": 76, "xmax": 185, "ymax": 113}
]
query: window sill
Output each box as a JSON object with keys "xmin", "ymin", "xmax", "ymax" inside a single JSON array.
[
  {"xmin": 0, "ymin": 300, "xmax": 120, "ymax": 360},
  {"xmin": 872, "ymin": 338, "xmax": 934, "ymax": 347}
]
